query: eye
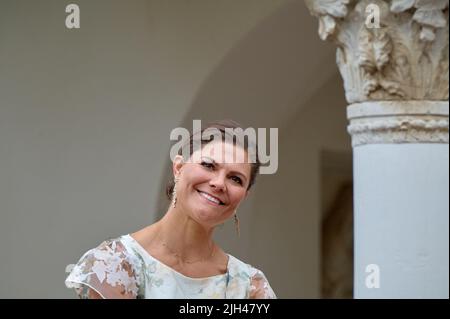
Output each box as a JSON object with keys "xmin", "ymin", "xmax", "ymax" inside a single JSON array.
[
  {"xmin": 230, "ymin": 176, "xmax": 243, "ymax": 185},
  {"xmin": 201, "ymin": 161, "xmax": 214, "ymax": 169}
]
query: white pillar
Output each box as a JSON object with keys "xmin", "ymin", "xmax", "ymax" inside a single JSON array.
[
  {"xmin": 306, "ymin": 0, "xmax": 449, "ymax": 298},
  {"xmin": 348, "ymin": 101, "xmax": 449, "ymax": 298}
]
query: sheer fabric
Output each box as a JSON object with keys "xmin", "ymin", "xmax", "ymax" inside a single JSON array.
[{"xmin": 65, "ymin": 235, "xmax": 276, "ymax": 299}]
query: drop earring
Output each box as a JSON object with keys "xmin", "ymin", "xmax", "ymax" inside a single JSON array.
[
  {"xmin": 172, "ymin": 175, "xmax": 180, "ymax": 208},
  {"xmin": 234, "ymin": 212, "xmax": 240, "ymax": 237}
]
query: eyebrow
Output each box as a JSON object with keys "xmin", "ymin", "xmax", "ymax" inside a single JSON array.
[{"xmin": 202, "ymin": 156, "xmax": 248, "ymax": 182}]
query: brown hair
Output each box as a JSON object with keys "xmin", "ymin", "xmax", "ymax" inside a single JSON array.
[{"xmin": 166, "ymin": 119, "xmax": 260, "ymax": 200}]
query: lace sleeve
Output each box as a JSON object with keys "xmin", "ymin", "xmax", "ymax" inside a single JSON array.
[
  {"xmin": 248, "ymin": 267, "xmax": 277, "ymax": 299},
  {"xmin": 65, "ymin": 238, "xmax": 141, "ymax": 299}
]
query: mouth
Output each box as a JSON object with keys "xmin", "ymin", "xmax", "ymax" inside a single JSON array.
[{"xmin": 196, "ymin": 190, "xmax": 226, "ymax": 206}]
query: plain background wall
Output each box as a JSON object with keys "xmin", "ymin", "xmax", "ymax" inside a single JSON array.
[
  {"xmin": 246, "ymin": 74, "xmax": 350, "ymax": 298},
  {"xmin": 0, "ymin": 0, "xmax": 350, "ymax": 298}
]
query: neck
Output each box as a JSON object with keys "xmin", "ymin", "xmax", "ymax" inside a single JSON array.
[{"xmin": 154, "ymin": 205, "xmax": 215, "ymax": 260}]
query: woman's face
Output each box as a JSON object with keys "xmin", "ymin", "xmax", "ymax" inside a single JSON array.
[{"xmin": 173, "ymin": 141, "xmax": 252, "ymax": 228}]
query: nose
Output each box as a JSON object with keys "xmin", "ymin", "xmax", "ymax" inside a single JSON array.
[{"xmin": 209, "ymin": 173, "xmax": 226, "ymax": 192}]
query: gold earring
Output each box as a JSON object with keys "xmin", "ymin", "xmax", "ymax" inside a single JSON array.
[
  {"xmin": 172, "ymin": 176, "xmax": 180, "ymax": 208},
  {"xmin": 234, "ymin": 212, "xmax": 240, "ymax": 237}
]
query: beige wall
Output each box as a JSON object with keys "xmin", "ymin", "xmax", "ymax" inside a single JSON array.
[
  {"xmin": 0, "ymin": 0, "xmax": 347, "ymax": 298},
  {"xmin": 244, "ymin": 74, "xmax": 350, "ymax": 298}
]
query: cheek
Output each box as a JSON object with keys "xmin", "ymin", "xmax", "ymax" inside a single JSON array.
[
  {"xmin": 184, "ymin": 167, "xmax": 209, "ymax": 186},
  {"xmin": 228, "ymin": 188, "xmax": 247, "ymax": 205}
]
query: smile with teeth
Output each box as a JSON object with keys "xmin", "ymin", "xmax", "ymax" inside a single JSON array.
[{"xmin": 197, "ymin": 190, "xmax": 225, "ymax": 206}]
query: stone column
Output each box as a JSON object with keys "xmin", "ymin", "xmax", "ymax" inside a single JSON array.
[{"xmin": 306, "ymin": 0, "xmax": 449, "ymax": 298}]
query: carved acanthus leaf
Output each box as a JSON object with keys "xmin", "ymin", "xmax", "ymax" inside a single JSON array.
[
  {"xmin": 391, "ymin": 0, "xmax": 449, "ymax": 41},
  {"xmin": 305, "ymin": 0, "xmax": 350, "ymax": 40},
  {"xmin": 358, "ymin": 28, "xmax": 393, "ymax": 73},
  {"xmin": 390, "ymin": 0, "xmax": 415, "ymax": 12},
  {"xmin": 305, "ymin": 0, "xmax": 449, "ymax": 103}
]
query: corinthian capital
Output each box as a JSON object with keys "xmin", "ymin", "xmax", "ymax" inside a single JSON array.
[{"xmin": 305, "ymin": 0, "xmax": 449, "ymax": 103}]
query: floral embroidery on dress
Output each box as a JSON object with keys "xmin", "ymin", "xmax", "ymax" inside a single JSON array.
[
  {"xmin": 248, "ymin": 267, "xmax": 277, "ymax": 299},
  {"xmin": 65, "ymin": 238, "xmax": 142, "ymax": 298},
  {"xmin": 65, "ymin": 235, "xmax": 277, "ymax": 299}
]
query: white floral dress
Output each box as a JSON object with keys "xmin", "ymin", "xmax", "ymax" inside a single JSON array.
[{"xmin": 65, "ymin": 234, "xmax": 276, "ymax": 299}]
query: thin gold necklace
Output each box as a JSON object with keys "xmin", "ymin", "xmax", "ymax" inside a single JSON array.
[{"xmin": 161, "ymin": 242, "xmax": 216, "ymax": 264}]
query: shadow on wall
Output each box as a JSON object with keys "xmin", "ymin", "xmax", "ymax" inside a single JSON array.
[
  {"xmin": 155, "ymin": 0, "xmax": 336, "ymax": 219},
  {"xmin": 320, "ymin": 150, "xmax": 353, "ymax": 299},
  {"xmin": 153, "ymin": 0, "xmax": 349, "ymax": 299}
]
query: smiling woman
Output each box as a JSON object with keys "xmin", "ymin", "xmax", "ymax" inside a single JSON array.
[{"xmin": 65, "ymin": 119, "xmax": 276, "ymax": 299}]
